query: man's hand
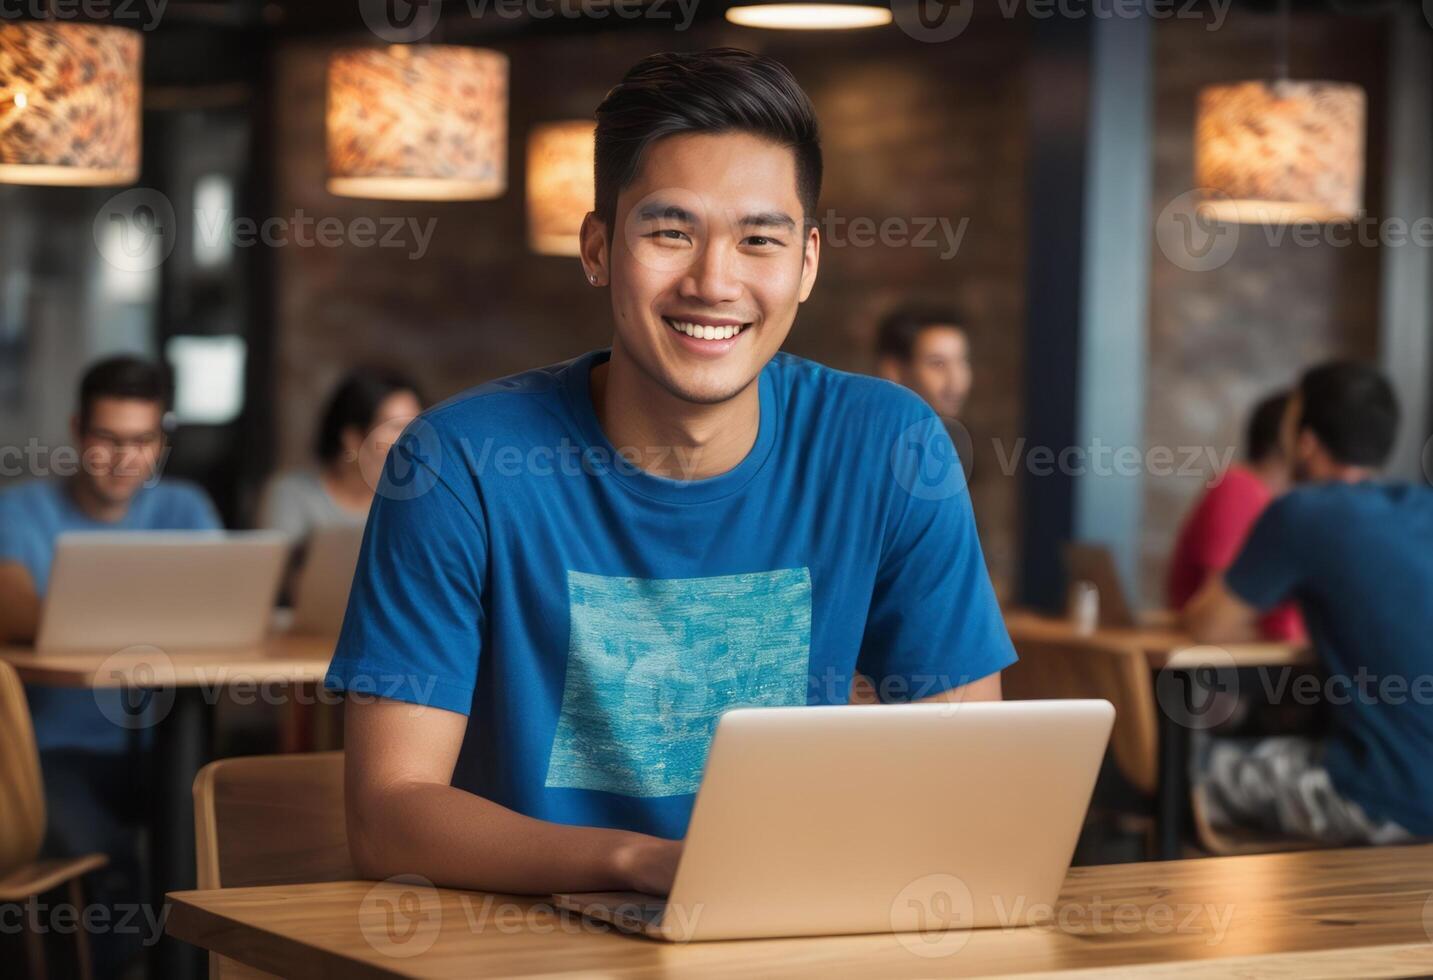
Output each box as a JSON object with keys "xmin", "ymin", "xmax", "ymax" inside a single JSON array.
[
  {"xmin": 1183, "ymin": 574, "xmax": 1260, "ymax": 644},
  {"xmin": 345, "ymin": 695, "xmax": 681, "ymax": 896},
  {"xmin": 0, "ymin": 561, "xmax": 40, "ymax": 644},
  {"xmin": 612, "ymin": 836, "xmax": 683, "ymax": 895}
]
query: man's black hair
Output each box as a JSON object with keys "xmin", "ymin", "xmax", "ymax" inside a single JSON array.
[
  {"xmin": 1245, "ymin": 391, "xmax": 1289, "ymax": 464},
  {"xmin": 78, "ymin": 355, "xmax": 171, "ymax": 430},
  {"xmin": 1296, "ymin": 360, "xmax": 1399, "ymax": 468},
  {"xmin": 315, "ymin": 367, "xmax": 421, "ymax": 464},
  {"xmin": 875, "ymin": 305, "xmax": 968, "ymax": 363},
  {"xmin": 593, "ymin": 48, "xmax": 822, "ymax": 232}
]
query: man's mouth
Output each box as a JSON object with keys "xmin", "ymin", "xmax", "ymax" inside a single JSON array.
[{"xmin": 662, "ymin": 316, "xmax": 752, "ymax": 341}]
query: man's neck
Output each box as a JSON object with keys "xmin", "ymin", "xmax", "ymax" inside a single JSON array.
[
  {"xmin": 590, "ymin": 348, "xmax": 760, "ymax": 481},
  {"xmin": 66, "ymin": 477, "xmax": 129, "ymax": 524}
]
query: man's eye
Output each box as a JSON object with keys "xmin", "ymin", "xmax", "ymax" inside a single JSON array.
[
  {"xmin": 645, "ymin": 228, "xmax": 691, "ymax": 243},
  {"xmin": 743, "ymin": 236, "xmax": 782, "ymax": 248}
]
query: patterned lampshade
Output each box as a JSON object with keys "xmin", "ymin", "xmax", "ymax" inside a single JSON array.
[
  {"xmin": 526, "ymin": 120, "xmax": 595, "ymax": 257},
  {"xmin": 1195, "ymin": 80, "xmax": 1365, "ymax": 224},
  {"xmin": 0, "ymin": 22, "xmax": 142, "ymax": 187},
  {"xmin": 327, "ymin": 45, "xmax": 508, "ymax": 201}
]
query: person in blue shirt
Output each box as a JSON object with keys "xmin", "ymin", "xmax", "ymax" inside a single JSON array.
[
  {"xmin": 1186, "ymin": 361, "xmax": 1432, "ymax": 844},
  {"xmin": 328, "ymin": 48, "xmax": 1016, "ymax": 899},
  {"xmin": 0, "ymin": 354, "xmax": 220, "ymax": 977}
]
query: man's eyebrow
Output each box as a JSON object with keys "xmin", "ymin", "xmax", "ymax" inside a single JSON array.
[
  {"xmin": 635, "ymin": 202, "xmax": 698, "ymax": 224},
  {"xmin": 739, "ymin": 211, "xmax": 797, "ymax": 230}
]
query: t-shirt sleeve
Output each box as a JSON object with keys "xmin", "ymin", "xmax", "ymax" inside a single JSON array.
[
  {"xmin": 1224, "ymin": 495, "xmax": 1309, "ymax": 611},
  {"xmin": 324, "ymin": 446, "xmax": 486, "ymax": 716},
  {"xmin": 857, "ymin": 414, "xmax": 1017, "ymax": 702}
]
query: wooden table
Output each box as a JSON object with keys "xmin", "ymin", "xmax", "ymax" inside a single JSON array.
[
  {"xmin": 1, "ymin": 632, "xmax": 335, "ymax": 979},
  {"xmin": 166, "ymin": 844, "xmax": 1433, "ymax": 978},
  {"xmin": 1001, "ymin": 609, "xmax": 1313, "ymax": 671},
  {"xmin": 1003, "ymin": 610, "xmax": 1315, "ymax": 859}
]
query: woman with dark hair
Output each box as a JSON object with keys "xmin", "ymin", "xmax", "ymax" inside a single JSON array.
[{"xmin": 258, "ymin": 368, "xmax": 423, "ymax": 539}]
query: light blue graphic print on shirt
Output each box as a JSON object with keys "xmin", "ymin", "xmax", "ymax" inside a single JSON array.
[{"xmin": 545, "ymin": 567, "xmax": 813, "ymax": 797}]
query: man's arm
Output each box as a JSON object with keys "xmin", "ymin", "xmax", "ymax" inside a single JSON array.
[
  {"xmin": 916, "ymin": 671, "xmax": 1001, "ymax": 703},
  {"xmin": 1183, "ymin": 573, "xmax": 1260, "ymax": 644},
  {"xmin": 344, "ymin": 696, "xmax": 682, "ymax": 896},
  {"xmin": 0, "ymin": 561, "xmax": 40, "ymax": 644},
  {"xmin": 852, "ymin": 669, "xmax": 1003, "ymax": 704}
]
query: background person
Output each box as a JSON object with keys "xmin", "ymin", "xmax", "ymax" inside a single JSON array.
[
  {"xmin": 0, "ymin": 354, "xmax": 221, "ymax": 978},
  {"xmin": 257, "ymin": 366, "xmax": 423, "ymax": 541},
  {"xmin": 874, "ymin": 304, "xmax": 973, "ymax": 420},
  {"xmin": 1168, "ymin": 390, "xmax": 1303, "ymax": 642},
  {"xmin": 1186, "ymin": 361, "xmax": 1433, "ymax": 845}
]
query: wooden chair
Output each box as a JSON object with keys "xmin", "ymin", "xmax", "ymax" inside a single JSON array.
[
  {"xmin": 192, "ymin": 751, "xmax": 352, "ymax": 980},
  {"xmin": 0, "ymin": 660, "xmax": 107, "ymax": 980}
]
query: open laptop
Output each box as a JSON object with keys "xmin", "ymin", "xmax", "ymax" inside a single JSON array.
[
  {"xmin": 290, "ymin": 524, "xmax": 366, "ymax": 636},
  {"xmin": 1062, "ymin": 542, "xmax": 1138, "ymax": 628},
  {"xmin": 36, "ymin": 531, "xmax": 289, "ymax": 652},
  {"xmin": 553, "ymin": 699, "xmax": 1114, "ymax": 942}
]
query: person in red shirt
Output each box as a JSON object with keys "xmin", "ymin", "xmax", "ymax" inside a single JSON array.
[{"xmin": 1168, "ymin": 392, "xmax": 1304, "ymax": 641}]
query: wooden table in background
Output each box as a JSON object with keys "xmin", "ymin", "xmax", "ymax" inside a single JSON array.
[
  {"xmin": 1003, "ymin": 610, "xmax": 1315, "ymax": 859},
  {"xmin": 0, "ymin": 632, "xmax": 335, "ymax": 980},
  {"xmin": 166, "ymin": 844, "xmax": 1433, "ymax": 978}
]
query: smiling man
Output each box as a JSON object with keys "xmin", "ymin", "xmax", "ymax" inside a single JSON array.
[{"xmin": 328, "ymin": 48, "xmax": 1015, "ymax": 897}]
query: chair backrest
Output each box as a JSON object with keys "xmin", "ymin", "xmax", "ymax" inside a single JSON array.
[
  {"xmin": 0, "ymin": 660, "xmax": 46, "ymax": 877},
  {"xmin": 193, "ymin": 751, "xmax": 352, "ymax": 891},
  {"xmin": 1002, "ymin": 635, "xmax": 1159, "ymax": 796}
]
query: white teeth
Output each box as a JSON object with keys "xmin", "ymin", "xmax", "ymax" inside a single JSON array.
[{"xmin": 668, "ymin": 319, "xmax": 744, "ymax": 340}]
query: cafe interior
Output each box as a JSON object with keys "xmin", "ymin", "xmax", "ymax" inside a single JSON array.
[{"xmin": 2, "ymin": 0, "xmax": 1432, "ymax": 977}]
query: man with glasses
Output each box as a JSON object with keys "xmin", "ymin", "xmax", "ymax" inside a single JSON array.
[{"xmin": 0, "ymin": 354, "xmax": 219, "ymax": 977}]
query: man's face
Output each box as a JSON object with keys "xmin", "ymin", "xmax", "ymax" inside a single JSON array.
[
  {"xmin": 903, "ymin": 326, "xmax": 971, "ymax": 419},
  {"xmin": 587, "ymin": 130, "xmax": 820, "ymax": 405},
  {"xmin": 73, "ymin": 397, "xmax": 166, "ymax": 506}
]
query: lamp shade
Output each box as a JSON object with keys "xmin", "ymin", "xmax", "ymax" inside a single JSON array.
[
  {"xmin": 725, "ymin": 1, "xmax": 891, "ymax": 29},
  {"xmin": 327, "ymin": 45, "xmax": 508, "ymax": 201},
  {"xmin": 0, "ymin": 22, "xmax": 142, "ymax": 187},
  {"xmin": 526, "ymin": 120, "xmax": 594, "ymax": 257},
  {"xmin": 1195, "ymin": 80, "xmax": 1365, "ymax": 224}
]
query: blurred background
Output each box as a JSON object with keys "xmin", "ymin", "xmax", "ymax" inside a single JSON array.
[{"xmin": 1, "ymin": 0, "xmax": 1429, "ymax": 610}]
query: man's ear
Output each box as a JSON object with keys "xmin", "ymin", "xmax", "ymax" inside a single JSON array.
[
  {"xmin": 579, "ymin": 212, "xmax": 610, "ymax": 287},
  {"xmin": 797, "ymin": 222, "xmax": 820, "ymax": 303},
  {"xmin": 875, "ymin": 356, "xmax": 903, "ymax": 384}
]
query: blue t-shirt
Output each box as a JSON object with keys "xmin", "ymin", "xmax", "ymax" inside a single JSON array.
[
  {"xmin": 326, "ymin": 349, "xmax": 1016, "ymax": 840},
  {"xmin": 0, "ymin": 477, "xmax": 222, "ymax": 752},
  {"xmin": 1226, "ymin": 481, "xmax": 1433, "ymax": 835}
]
